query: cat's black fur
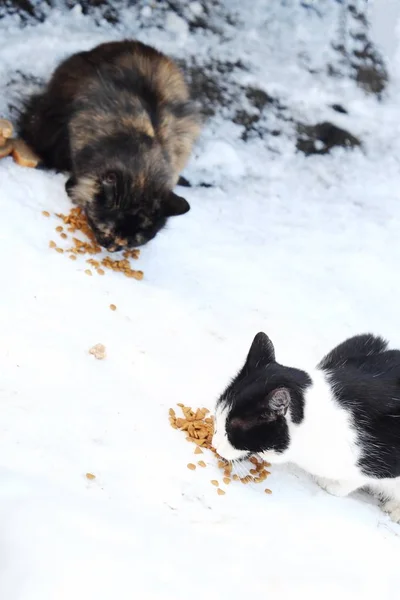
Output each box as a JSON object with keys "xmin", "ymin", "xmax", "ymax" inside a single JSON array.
[
  {"xmin": 216, "ymin": 332, "xmax": 400, "ymax": 480},
  {"xmin": 319, "ymin": 334, "xmax": 400, "ymax": 478}
]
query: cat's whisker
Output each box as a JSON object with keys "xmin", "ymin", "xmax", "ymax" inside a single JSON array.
[{"xmin": 232, "ymin": 458, "xmax": 247, "ymax": 480}]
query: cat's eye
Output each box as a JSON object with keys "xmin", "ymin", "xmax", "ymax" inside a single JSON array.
[{"xmin": 102, "ymin": 172, "xmax": 117, "ymax": 185}]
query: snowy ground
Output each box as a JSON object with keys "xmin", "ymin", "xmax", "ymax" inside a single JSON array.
[{"xmin": 1, "ymin": 2, "xmax": 400, "ymax": 598}]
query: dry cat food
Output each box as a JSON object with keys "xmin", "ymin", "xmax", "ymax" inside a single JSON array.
[
  {"xmin": 0, "ymin": 139, "xmax": 13, "ymax": 159},
  {"xmin": 169, "ymin": 404, "xmax": 272, "ymax": 496},
  {"xmin": 89, "ymin": 343, "xmax": 106, "ymax": 360},
  {"xmin": 12, "ymin": 139, "xmax": 40, "ymax": 168},
  {"xmin": 42, "ymin": 206, "xmax": 143, "ymax": 280},
  {"xmin": 0, "ymin": 118, "xmax": 13, "ymax": 139},
  {"xmin": 0, "ymin": 120, "xmax": 40, "ymax": 167}
]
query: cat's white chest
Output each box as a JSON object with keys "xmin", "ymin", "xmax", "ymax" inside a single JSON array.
[{"xmin": 286, "ymin": 370, "xmax": 362, "ymax": 480}]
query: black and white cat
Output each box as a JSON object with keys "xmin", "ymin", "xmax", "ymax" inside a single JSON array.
[{"xmin": 212, "ymin": 332, "xmax": 400, "ymax": 523}]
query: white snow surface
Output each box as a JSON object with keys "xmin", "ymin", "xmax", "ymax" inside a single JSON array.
[{"xmin": 0, "ymin": 2, "xmax": 400, "ymax": 598}]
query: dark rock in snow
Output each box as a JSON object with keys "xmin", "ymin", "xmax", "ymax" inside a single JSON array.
[{"xmin": 296, "ymin": 122, "xmax": 361, "ymax": 156}]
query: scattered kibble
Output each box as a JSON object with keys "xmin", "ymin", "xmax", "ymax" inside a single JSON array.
[
  {"xmin": 217, "ymin": 488, "xmax": 225, "ymax": 496},
  {"xmin": 43, "ymin": 206, "xmax": 143, "ymax": 279},
  {"xmin": 170, "ymin": 403, "xmax": 273, "ymax": 496},
  {"xmin": 265, "ymin": 488, "xmax": 272, "ymax": 495},
  {"xmin": 49, "ymin": 240, "xmax": 56, "ymax": 248},
  {"xmin": 55, "ymin": 247, "xmax": 64, "ymax": 254},
  {"xmin": 110, "ymin": 304, "xmax": 117, "ymax": 311},
  {"xmin": 86, "ymin": 473, "xmax": 96, "ymax": 480},
  {"xmin": 85, "ymin": 269, "xmax": 92, "ymax": 276}
]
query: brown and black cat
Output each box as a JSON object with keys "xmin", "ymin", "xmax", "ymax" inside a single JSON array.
[{"xmin": 18, "ymin": 40, "xmax": 202, "ymax": 250}]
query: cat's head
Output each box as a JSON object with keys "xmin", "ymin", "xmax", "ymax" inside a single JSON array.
[
  {"xmin": 66, "ymin": 133, "xmax": 190, "ymax": 250},
  {"xmin": 212, "ymin": 332, "xmax": 311, "ymax": 462}
]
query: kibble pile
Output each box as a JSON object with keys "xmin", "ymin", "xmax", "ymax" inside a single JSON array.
[
  {"xmin": 169, "ymin": 404, "xmax": 272, "ymax": 496},
  {"xmin": 43, "ymin": 207, "xmax": 143, "ymax": 280}
]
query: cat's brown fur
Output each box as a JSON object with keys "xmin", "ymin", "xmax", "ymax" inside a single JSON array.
[{"xmin": 18, "ymin": 40, "xmax": 202, "ymax": 249}]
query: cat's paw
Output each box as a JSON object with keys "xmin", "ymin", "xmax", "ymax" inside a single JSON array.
[
  {"xmin": 382, "ymin": 499, "xmax": 400, "ymax": 524},
  {"xmin": 315, "ymin": 476, "xmax": 355, "ymax": 498}
]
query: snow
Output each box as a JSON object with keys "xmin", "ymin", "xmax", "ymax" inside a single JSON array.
[{"xmin": 0, "ymin": 2, "xmax": 400, "ymax": 598}]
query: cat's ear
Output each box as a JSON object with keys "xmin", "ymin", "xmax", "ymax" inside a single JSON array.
[
  {"xmin": 164, "ymin": 192, "xmax": 190, "ymax": 217},
  {"xmin": 267, "ymin": 387, "xmax": 290, "ymax": 418},
  {"xmin": 245, "ymin": 332, "xmax": 275, "ymax": 371}
]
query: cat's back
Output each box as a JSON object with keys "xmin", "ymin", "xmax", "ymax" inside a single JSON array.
[
  {"xmin": 354, "ymin": 349, "xmax": 400, "ymax": 380},
  {"xmin": 39, "ymin": 40, "xmax": 187, "ymax": 109},
  {"xmin": 324, "ymin": 350, "xmax": 400, "ymax": 421},
  {"xmin": 103, "ymin": 40, "xmax": 189, "ymax": 103}
]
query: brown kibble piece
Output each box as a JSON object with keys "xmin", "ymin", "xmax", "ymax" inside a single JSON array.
[
  {"xmin": 42, "ymin": 211, "xmax": 50, "ymax": 217},
  {"xmin": 86, "ymin": 473, "xmax": 96, "ymax": 480},
  {"xmin": 56, "ymin": 226, "xmax": 63, "ymax": 232},
  {"xmin": 60, "ymin": 233, "xmax": 67, "ymax": 239},
  {"xmin": 211, "ymin": 480, "xmax": 219, "ymax": 487},
  {"xmin": 0, "ymin": 139, "xmax": 13, "ymax": 159},
  {"xmin": 264, "ymin": 488, "xmax": 272, "ymax": 494},
  {"xmin": 241, "ymin": 476, "xmax": 253, "ymax": 484},
  {"xmin": 217, "ymin": 488, "xmax": 225, "ymax": 496},
  {"xmin": 97, "ymin": 268, "xmax": 105, "ymax": 275},
  {"xmin": 49, "ymin": 241, "xmax": 56, "ymax": 249},
  {"xmin": 55, "ymin": 247, "xmax": 64, "ymax": 254},
  {"xmin": 223, "ymin": 477, "xmax": 231, "ymax": 485},
  {"xmin": 89, "ymin": 343, "xmax": 106, "ymax": 360},
  {"xmin": 110, "ymin": 304, "xmax": 117, "ymax": 311},
  {"xmin": 69, "ymin": 254, "xmax": 77, "ymax": 261},
  {"xmin": 0, "ymin": 119, "xmax": 13, "ymax": 139},
  {"xmin": 194, "ymin": 447, "xmax": 203, "ymax": 455},
  {"xmin": 12, "ymin": 139, "xmax": 40, "ymax": 168},
  {"xmin": 187, "ymin": 463, "xmax": 196, "ymax": 471},
  {"xmin": 85, "ymin": 269, "xmax": 92, "ymax": 276},
  {"xmin": 198, "ymin": 461, "xmax": 206, "ymax": 468}
]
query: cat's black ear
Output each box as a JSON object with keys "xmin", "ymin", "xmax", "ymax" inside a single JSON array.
[
  {"xmin": 164, "ymin": 192, "xmax": 190, "ymax": 217},
  {"xmin": 267, "ymin": 387, "xmax": 290, "ymax": 418},
  {"xmin": 245, "ymin": 332, "xmax": 275, "ymax": 371}
]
